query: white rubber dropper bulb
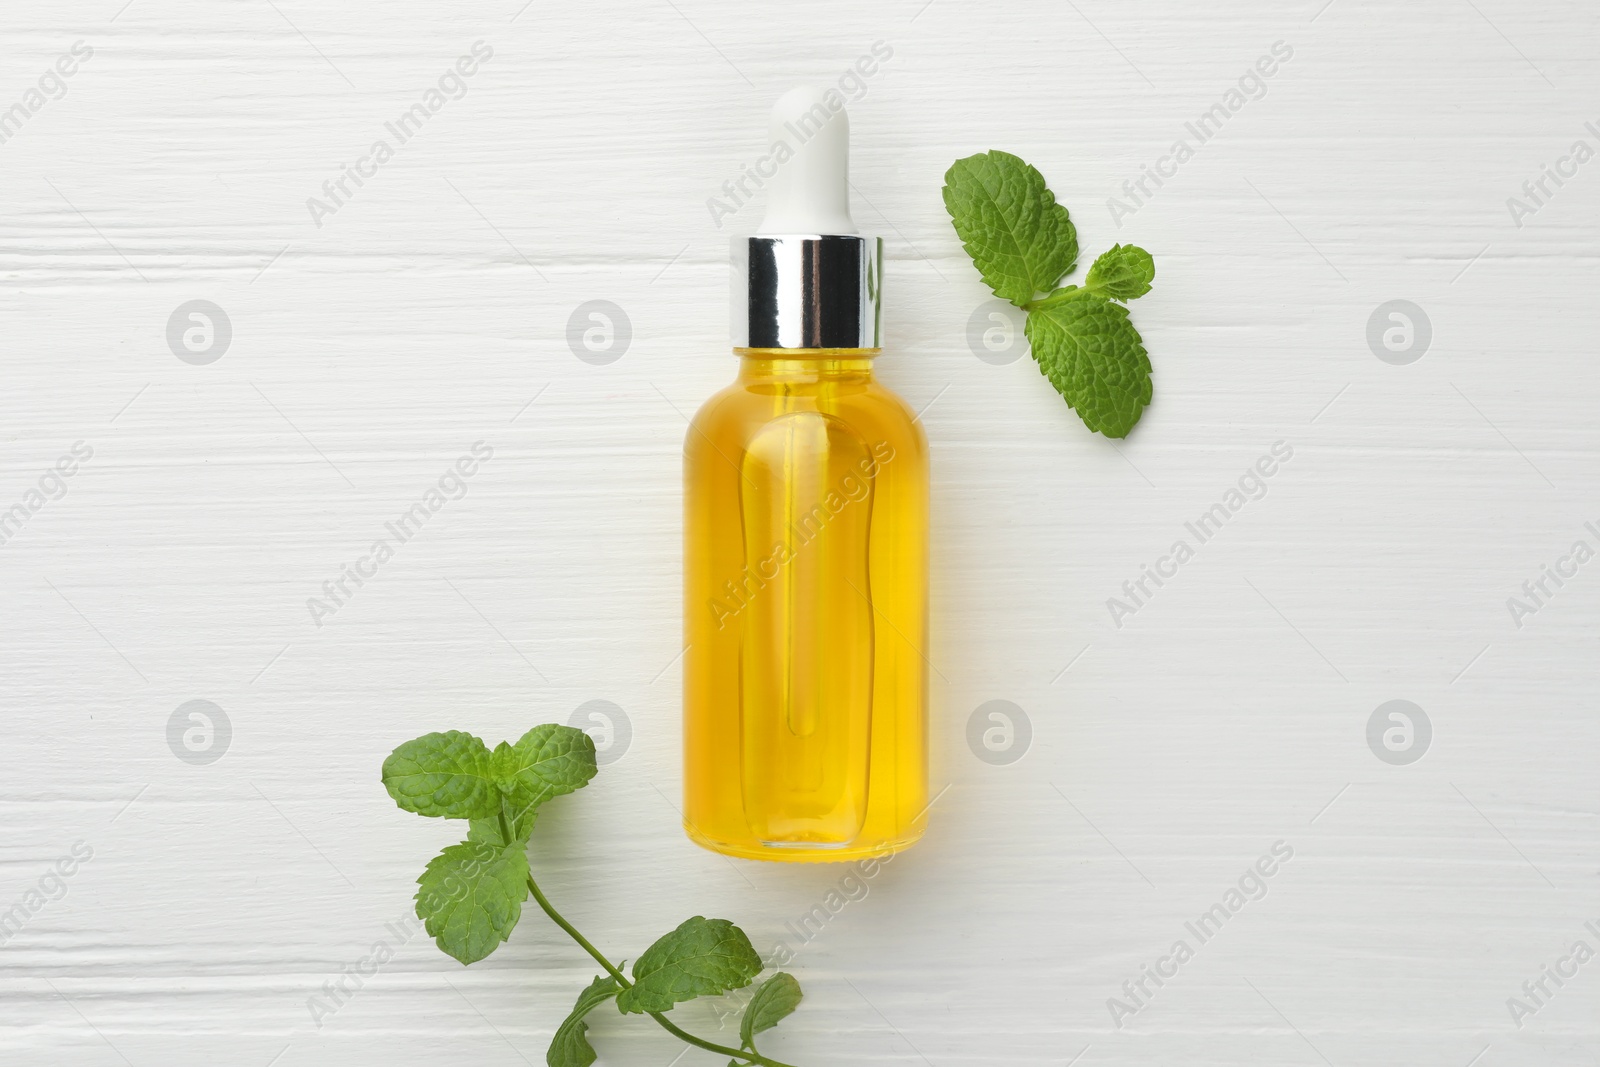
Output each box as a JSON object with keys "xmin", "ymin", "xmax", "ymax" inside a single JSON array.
[{"xmin": 757, "ymin": 85, "xmax": 857, "ymax": 235}]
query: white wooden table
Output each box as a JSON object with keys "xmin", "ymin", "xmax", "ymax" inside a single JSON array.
[{"xmin": 2, "ymin": 1, "xmax": 1597, "ymax": 1064}]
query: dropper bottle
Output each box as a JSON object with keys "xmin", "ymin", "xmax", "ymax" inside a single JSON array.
[{"xmin": 682, "ymin": 86, "xmax": 930, "ymax": 862}]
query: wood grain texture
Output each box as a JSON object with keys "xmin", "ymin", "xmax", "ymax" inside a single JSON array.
[{"xmin": 2, "ymin": 0, "xmax": 1597, "ymax": 1064}]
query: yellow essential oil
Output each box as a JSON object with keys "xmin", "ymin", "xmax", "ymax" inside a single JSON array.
[{"xmin": 684, "ymin": 349, "xmax": 928, "ymax": 861}]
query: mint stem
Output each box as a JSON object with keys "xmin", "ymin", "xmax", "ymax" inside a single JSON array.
[
  {"xmin": 522, "ymin": 871, "xmax": 626, "ymax": 984},
  {"xmin": 524, "ymin": 871, "xmax": 800, "ymax": 1067}
]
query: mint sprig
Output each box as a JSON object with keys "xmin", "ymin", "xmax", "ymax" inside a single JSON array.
[
  {"xmin": 382, "ymin": 724, "xmax": 810, "ymax": 1067},
  {"xmin": 943, "ymin": 150, "xmax": 1156, "ymax": 438}
]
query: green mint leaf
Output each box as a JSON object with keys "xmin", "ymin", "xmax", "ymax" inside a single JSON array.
[
  {"xmin": 1024, "ymin": 289, "xmax": 1152, "ymax": 438},
  {"xmin": 740, "ymin": 972, "xmax": 803, "ymax": 1049},
  {"xmin": 484, "ymin": 741, "xmax": 539, "ymax": 838},
  {"xmin": 467, "ymin": 803, "xmax": 536, "ymax": 848},
  {"xmin": 382, "ymin": 731, "xmax": 501, "ymax": 819},
  {"xmin": 615, "ymin": 917, "xmax": 762, "ymax": 1014},
  {"xmin": 494, "ymin": 724, "xmax": 598, "ymax": 817},
  {"xmin": 414, "ymin": 840, "xmax": 530, "ymax": 964},
  {"xmin": 546, "ymin": 974, "xmax": 621, "ymax": 1067},
  {"xmin": 1085, "ymin": 243, "xmax": 1155, "ymax": 301},
  {"xmin": 942, "ymin": 150, "xmax": 1079, "ymax": 306}
]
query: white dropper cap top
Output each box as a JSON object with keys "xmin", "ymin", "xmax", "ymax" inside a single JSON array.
[{"xmin": 757, "ymin": 85, "xmax": 857, "ymax": 235}]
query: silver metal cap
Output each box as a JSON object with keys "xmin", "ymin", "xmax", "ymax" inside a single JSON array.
[{"xmin": 731, "ymin": 235, "xmax": 883, "ymax": 349}]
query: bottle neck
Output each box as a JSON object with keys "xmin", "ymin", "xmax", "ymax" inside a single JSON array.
[{"xmin": 734, "ymin": 347, "xmax": 877, "ymax": 384}]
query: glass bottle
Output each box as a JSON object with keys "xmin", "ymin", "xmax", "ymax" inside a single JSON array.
[{"xmin": 682, "ymin": 88, "xmax": 929, "ymax": 861}]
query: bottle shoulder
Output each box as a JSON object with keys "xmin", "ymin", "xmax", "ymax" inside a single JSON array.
[
  {"xmin": 685, "ymin": 372, "xmax": 928, "ymax": 503},
  {"xmin": 689, "ymin": 376, "xmax": 924, "ymax": 439}
]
